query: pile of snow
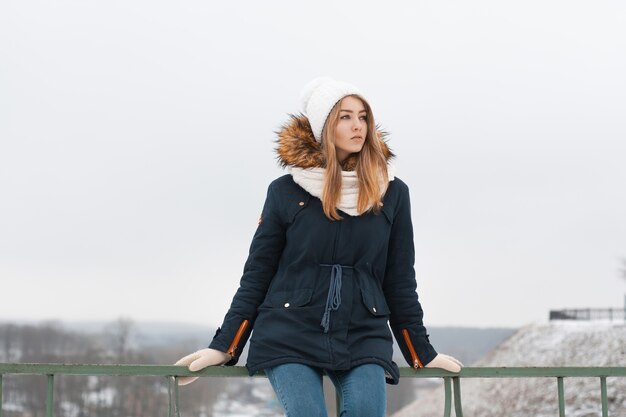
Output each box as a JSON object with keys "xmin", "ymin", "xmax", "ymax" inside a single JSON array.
[{"xmin": 393, "ymin": 321, "xmax": 626, "ymax": 417}]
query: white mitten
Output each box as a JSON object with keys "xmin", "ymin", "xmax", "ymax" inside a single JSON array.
[
  {"xmin": 174, "ymin": 348, "xmax": 231, "ymax": 385},
  {"xmin": 425, "ymin": 353, "xmax": 464, "ymax": 373}
]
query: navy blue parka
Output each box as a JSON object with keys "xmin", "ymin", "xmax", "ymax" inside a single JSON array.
[{"xmin": 209, "ymin": 115, "xmax": 437, "ymax": 384}]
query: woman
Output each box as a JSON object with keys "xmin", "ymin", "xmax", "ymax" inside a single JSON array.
[{"xmin": 175, "ymin": 77, "xmax": 463, "ymax": 417}]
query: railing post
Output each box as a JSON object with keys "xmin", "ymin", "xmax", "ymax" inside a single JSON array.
[
  {"xmin": 46, "ymin": 374, "xmax": 54, "ymax": 417},
  {"xmin": 167, "ymin": 377, "xmax": 172, "ymax": 417},
  {"xmin": 443, "ymin": 377, "xmax": 452, "ymax": 417},
  {"xmin": 453, "ymin": 377, "xmax": 463, "ymax": 417},
  {"xmin": 557, "ymin": 376, "xmax": 565, "ymax": 417},
  {"xmin": 174, "ymin": 376, "xmax": 180, "ymax": 417},
  {"xmin": 600, "ymin": 377, "xmax": 608, "ymax": 417},
  {"xmin": 0, "ymin": 373, "xmax": 3, "ymax": 417},
  {"xmin": 167, "ymin": 376, "xmax": 180, "ymax": 417}
]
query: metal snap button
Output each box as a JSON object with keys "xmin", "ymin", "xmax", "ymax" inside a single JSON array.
[
  {"xmin": 298, "ymin": 201, "xmax": 304, "ymax": 206},
  {"xmin": 284, "ymin": 303, "xmax": 290, "ymax": 308},
  {"xmin": 372, "ymin": 307, "xmax": 377, "ymax": 313}
]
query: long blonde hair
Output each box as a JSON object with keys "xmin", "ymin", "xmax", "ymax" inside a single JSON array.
[{"xmin": 320, "ymin": 95, "xmax": 389, "ymax": 220}]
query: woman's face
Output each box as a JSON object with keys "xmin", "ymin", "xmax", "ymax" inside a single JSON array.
[{"xmin": 334, "ymin": 96, "xmax": 368, "ymax": 163}]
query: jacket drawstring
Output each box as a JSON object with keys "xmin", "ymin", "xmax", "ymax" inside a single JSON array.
[{"xmin": 319, "ymin": 263, "xmax": 353, "ymax": 333}]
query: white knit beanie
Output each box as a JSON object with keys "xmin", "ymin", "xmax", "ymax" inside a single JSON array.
[{"xmin": 299, "ymin": 76, "xmax": 365, "ymax": 143}]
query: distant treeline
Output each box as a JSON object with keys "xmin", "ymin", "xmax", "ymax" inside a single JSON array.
[{"xmin": 0, "ymin": 320, "xmax": 222, "ymax": 417}]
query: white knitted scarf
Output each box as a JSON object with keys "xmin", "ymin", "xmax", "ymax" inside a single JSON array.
[{"xmin": 288, "ymin": 163, "xmax": 396, "ymax": 216}]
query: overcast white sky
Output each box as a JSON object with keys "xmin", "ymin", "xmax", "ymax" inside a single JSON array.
[{"xmin": 1, "ymin": 1, "xmax": 625, "ymax": 329}]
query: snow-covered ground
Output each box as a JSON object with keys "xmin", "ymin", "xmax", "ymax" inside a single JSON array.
[
  {"xmin": 393, "ymin": 321, "xmax": 626, "ymax": 417},
  {"xmin": 212, "ymin": 378, "xmax": 283, "ymax": 417}
]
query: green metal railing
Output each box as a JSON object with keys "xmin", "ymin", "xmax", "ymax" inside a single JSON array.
[
  {"xmin": 1, "ymin": 364, "xmax": 625, "ymax": 417},
  {"xmin": 549, "ymin": 308, "xmax": 626, "ymax": 321}
]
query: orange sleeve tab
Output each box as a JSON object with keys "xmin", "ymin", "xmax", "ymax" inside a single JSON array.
[
  {"xmin": 402, "ymin": 328, "xmax": 424, "ymax": 369},
  {"xmin": 227, "ymin": 320, "xmax": 250, "ymax": 358}
]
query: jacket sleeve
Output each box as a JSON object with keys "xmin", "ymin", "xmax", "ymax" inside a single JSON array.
[
  {"xmin": 208, "ymin": 180, "xmax": 286, "ymax": 365},
  {"xmin": 382, "ymin": 180, "xmax": 438, "ymax": 369}
]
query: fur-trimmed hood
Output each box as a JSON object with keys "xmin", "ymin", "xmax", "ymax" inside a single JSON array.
[{"xmin": 274, "ymin": 114, "xmax": 395, "ymax": 171}]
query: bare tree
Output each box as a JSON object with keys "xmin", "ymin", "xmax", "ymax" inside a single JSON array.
[
  {"xmin": 104, "ymin": 317, "xmax": 135, "ymax": 362},
  {"xmin": 1, "ymin": 323, "xmax": 17, "ymax": 361}
]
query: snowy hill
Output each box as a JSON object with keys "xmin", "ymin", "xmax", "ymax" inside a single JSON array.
[{"xmin": 392, "ymin": 321, "xmax": 626, "ymax": 417}]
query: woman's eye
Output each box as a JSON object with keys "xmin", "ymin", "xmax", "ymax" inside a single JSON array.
[{"xmin": 360, "ymin": 116, "xmax": 368, "ymax": 120}]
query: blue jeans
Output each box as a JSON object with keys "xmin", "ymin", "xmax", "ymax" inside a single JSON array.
[{"xmin": 265, "ymin": 363, "xmax": 386, "ymax": 417}]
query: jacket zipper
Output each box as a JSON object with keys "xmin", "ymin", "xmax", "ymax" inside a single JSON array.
[
  {"xmin": 326, "ymin": 220, "xmax": 342, "ymax": 363},
  {"xmin": 227, "ymin": 319, "xmax": 250, "ymax": 358},
  {"xmin": 331, "ymin": 220, "xmax": 342, "ymax": 263},
  {"xmin": 402, "ymin": 328, "xmax": 424, "ymax": 369}
]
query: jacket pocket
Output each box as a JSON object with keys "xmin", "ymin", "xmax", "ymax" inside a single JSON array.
[
  {"xmin": 360, "ymin": 287, "xmax": 391, "ymax": 317},
  {"xmin": 262, "ymin": 288, "xmax": 313, "ymax": 309},
  {"xmin": 402, "ymin": 328, "xmax": 424, "ymax": 369}
]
